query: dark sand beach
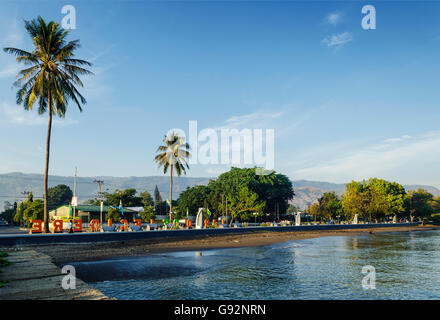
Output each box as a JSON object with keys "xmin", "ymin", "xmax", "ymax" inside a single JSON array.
[{"xmin": 24, "ymin": 225, "xmax": 438, "ymax": 265}]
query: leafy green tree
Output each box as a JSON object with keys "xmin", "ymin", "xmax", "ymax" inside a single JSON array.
[
  {"xmin": 154, "ymin": 185, "xmax": 161, "ymax": 205},
  {"xmin": 106, "ymin": 207, "xmax": 121, "ymax": 223},
  {"xmin": 430, "ymin": 196, "xmax": 440, "ymax": 213},
  {"xmin": 210, "ymin": 167, "xmax": 294, "ymax": 221},
  {"xmin": 407, "ymin": 189, "xmax": 435, "ymax": 222},
  {"xmin": 318, "ymin": 192, "xmax": 343, "ymax": 222},
  {"xmin": 139, "ymin": 205, "xmax": 155, "ymax": 222},
  {"xmin": 177, "ymin": 185, "xmax": 211, "ymax": 216},
  {"xmin": 227, "ymin": 186, "xmax": 265, "ymax": 223},
  {"xmin": 13, "ymin": 193, "xmax": 43, "ymax": 227},
  {"xmin": 140, "ymin": 191, "xmax": 154, "ymax": 208},
  {"xmin": 155, "ymin": 201, "xmax": 168, "ymax": 216},
  {"xmin": 47, "ymin": 184, "xmax": 73, "ymax": 209},
  {"xmin": 367, "ymin": 178, "xmax": 407, "ymax": 222},
  {"xmin": 103, "ymin": 189, "xmax": 142, "ymax": 207},
  {"xmin": 255, "ymin": 171, "xmax": 294, "ymax": 216},
  {"xmin": 154, "ymin": 132, "xmax": 192, "ymax": 222},
  {"xmin": 14, "ymin": 202, "xmax": 26, "ymax": 226},
  {"xmin": 342, "ymin": 178, "xmax": 407, "ymax": 222},
  {"xmin": 205, "ymin": 181, "xmax": 225, "ymax": 217},
  {"xmin": 23, "ymin": 200, "xmax": 43, "ymax": 227},
  {"xmin": 153, "ymin": 185, "xmax": 167, "ymax": 215},
  {"xmin": 286, "ymin": 204, "xmax": 299, "ymax": 215},
  {"xmin": 306, "ymin": 202, "xmax": 320, "ymax": 222},
  {"xmin": 0, "ymin": 202, "xmax": 17, "ymax": 225},
  {"xmin": 14, "ymin": 193, "xmax": 34, "ymax": 225},
  {"xmin": 342, "ymin": 181, "xmax": 368, "ymax": 221},
  {"xmin": 4, "ymin": 17, "xmax": 92, "ymax": 233}
]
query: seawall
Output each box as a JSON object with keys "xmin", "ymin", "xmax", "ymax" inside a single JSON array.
[{"xmin": 0, "ymin": 222, "xmax": 418, "ymax": 246}]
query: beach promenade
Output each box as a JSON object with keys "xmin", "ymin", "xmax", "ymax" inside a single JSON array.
[
  {"xmin": 0, "ymin": 222, "xmax": 418, "ymax": 247},
  {"xmin": 0, "ymin": 250, "xmax": 108, "ymax": 300}
]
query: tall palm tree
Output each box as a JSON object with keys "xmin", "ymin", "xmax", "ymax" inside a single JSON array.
[
  {"xmin": 154, "ymin": 132, "xmax": 191, "ymax": 223},
  {"xmin": 3, "ymin": 16, "xmax": 92, "ymax": 233}
]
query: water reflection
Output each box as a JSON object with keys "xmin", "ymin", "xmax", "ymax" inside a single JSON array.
[{"xmin": 71, "ymin": 230, "xmax": 440, "ymax": 300}]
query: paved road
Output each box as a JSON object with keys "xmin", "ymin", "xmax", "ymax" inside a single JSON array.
[{"xmin": 0, "ymin": 225, "xmax": 28, "ymax": 235}]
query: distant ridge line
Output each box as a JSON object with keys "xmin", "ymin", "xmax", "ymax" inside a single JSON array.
[{"xmin": 0, "ymin": 172, "xmax": 439, "ymax": 210}]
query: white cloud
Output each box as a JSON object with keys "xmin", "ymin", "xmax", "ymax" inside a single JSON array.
[
  {"xmin": 1, "ymin": 15, "xmax": 24, "ymax": 48},
  {"xmin": 291, "ymin": 131, "xmax": 440, "ymax": 188},
  {"xmin": 0, "ymin": 102, "xmax": 78, "ymax": 126},
  {"xmin": 1, "ymin": 17, "xmax": 24, "ymax": 78},
  {"xmin": 326, "ymin": 12, "xmax": 342, "ymax": 25},
  {"xmin": 5, "ymin": 32, "xmax": 23, "ymax": 47},
  {"xmin": 222, "ymin": 110, "xmax": 284, "ymax": 129},
  {"xmin": 382, "ymin": 135, "xmax": 411, "ymax": 144},
  {"xmin": 89, "ymin": 45, "xmax": 116, "ymax": 63},
  {"xmin": 0, "ymin": 64, "xmax": 19, "ymax": 78},
  {"xmin": 322, "ymin": 32, "xmax": 353, "ymax": 49}
]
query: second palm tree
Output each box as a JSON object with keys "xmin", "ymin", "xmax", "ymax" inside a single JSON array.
[{"xmin": 154, "ymin": 132, "xmax": 191, "ymax": 224}]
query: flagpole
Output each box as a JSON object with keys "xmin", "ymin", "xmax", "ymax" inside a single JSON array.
[
  {"xmin": 100, "ymin": 201, "xmax": 103, "ymax": 230},
  {"xmin": 73, "ymin": 167, "xmax": 77, "ymax": 219}
]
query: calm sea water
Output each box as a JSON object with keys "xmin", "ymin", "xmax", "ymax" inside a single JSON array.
[{"xmin": 70, "ymin": 230, "xmax": 440, "ymax": 300}]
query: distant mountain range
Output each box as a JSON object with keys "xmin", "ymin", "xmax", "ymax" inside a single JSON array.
[{"xmin": 1, "ymin": 172, "xmax": 439, "ymax": 210}]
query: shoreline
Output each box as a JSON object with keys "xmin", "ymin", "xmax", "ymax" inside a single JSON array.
[{"xmin": 21, "ymin": 225, "xmax": 438, "ymax": 265}]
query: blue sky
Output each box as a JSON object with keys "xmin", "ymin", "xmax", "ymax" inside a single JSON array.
[{"xmin": 0, "ymin": 0, "xmax": 440, "ymax": 188}]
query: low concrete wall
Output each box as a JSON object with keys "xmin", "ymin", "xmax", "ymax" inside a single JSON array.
[{"xmin": 0, "ymin": 223, "xmax": 418, "ymax": 246}]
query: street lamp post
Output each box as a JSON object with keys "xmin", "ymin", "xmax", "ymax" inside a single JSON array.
[{"xmin": 93, "ymin": 179, "xmax": 104, "ymax": 231}]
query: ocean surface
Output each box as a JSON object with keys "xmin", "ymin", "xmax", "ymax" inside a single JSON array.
[{"xmin": 70, "ymin": 230, "xmax": 440, "ymax": 299}]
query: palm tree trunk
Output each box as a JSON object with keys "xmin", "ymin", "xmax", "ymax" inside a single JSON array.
[
  {"xmin": 169, "ymin": 164, "xmax": 173, "ymax": 223},
  {"xmin": 43, "ymin": 106, "xmax": 53, "ymax": 233}
]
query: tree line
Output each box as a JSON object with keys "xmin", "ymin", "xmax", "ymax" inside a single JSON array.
[
  {"xmin": 0, "ymin": 184, "xmax": 73, "ymax": 227},
  {"xmin": 304, "ymin": 178, "xmax": 440, "ymax": 223},
  {"xmin": 85, "ymin": 167, "xmax": 295, "ymax": 224},
  {"xmin": 2, "ymin": 176, "xmax": 439, "ymax": 227},
  {"xmin": 176, "ymin": 167, "xmax": 294, "ymax": 223},
  {"xmin": 85, "ymin": 186, "xmax": 167, "ymax": 222},
  {"xmin": 0, "ymin": 183, "xmax": 170, "ymax": 226}
]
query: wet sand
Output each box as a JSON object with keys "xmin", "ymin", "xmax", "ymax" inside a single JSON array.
[{"xmin": 25, "ymin": 225, "xmax": 438, "ymax": 265}]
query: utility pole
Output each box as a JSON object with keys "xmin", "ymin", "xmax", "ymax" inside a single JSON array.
[
  {"xmin": 72, "ymin": 167, "xmax": 78, "ymax": 219},
  {"xmin": 21, "ymin": 191, "xmax": 30, "ymax": 201},
  {"xmin": 225, "ymin": 197, "xmax": 228, "ymax": 219},
  {"xmin": 277, "ymin": 202, "xmax": 280, "ymax": 222},
  {"xmin": 93, "ymin": 179, "xmax": 104, "ymax": 230},
  {"xmin": 20, "ymin": 191, "xmax": 30, "ymax": 227}
]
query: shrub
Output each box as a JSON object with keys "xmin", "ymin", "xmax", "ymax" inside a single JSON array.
[
  {"xmin": 106, "ymin": 207, "xmax": 121, "ymax": 222},
  {"xmin": 140, "ymin": 206, "xmax": 155, "ymax": 222}
]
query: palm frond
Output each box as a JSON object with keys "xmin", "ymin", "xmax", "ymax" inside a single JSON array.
[{"xmin": 3, "ymin": 17, "xmax": 92, "ymax": 116}]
